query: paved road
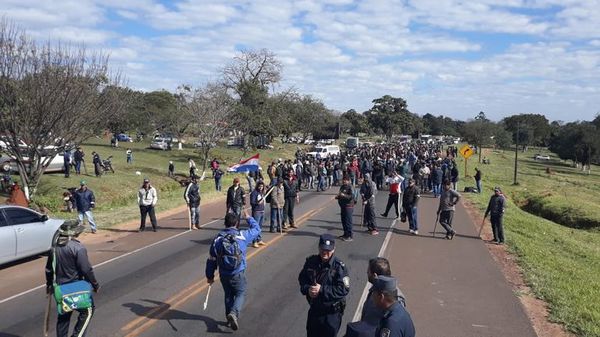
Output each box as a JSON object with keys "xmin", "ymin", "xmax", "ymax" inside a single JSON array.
[{"xmin": 0, "ymin": 187, "xmax": 536, "ymax": 337}]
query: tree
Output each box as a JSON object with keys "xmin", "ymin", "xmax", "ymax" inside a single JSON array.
[
  {"xmin": 340, "ymin": 109, "xmax": 370, "ymax": 136},
  {"xmin": 185, "ymin": 83, "xmax": 235, "ymax": 173},
  {"xmin": 221, "ymin": 49, "xmax": 282, "ymax": 138},
  {"xmin": 0, "ymin": 19, "xmax": 126, "ymax": 199},
  {"xmin": 503, "ymin": 113, "xmax": 551, "ymax": 149},
  {"xmin": 549, "ymin": 122, "xmax": 600, "ymax": 172},
  {"xmin": 460, "ymin": 112, "xmax": 495, "ymax": 163},
  {"xmin": 365, "ymin": 95, "xmax": 421, "ymax": 139}
]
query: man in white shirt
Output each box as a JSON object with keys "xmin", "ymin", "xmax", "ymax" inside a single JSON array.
[
  {"xmin": 138, "ymin": 178, "xmax": 158, "ymax": 232},
  {"xmin": 381, "ymin": 171, "xmax": 404, "ymax": 219}
]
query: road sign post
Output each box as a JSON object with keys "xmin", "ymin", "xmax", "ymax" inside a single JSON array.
[{"xmin": 459, "ymin": 145, "xmax": 474, "ymax": 177}]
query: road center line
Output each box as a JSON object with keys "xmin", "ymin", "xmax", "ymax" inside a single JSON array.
[
  {"xmin": 0, "ymin": 216, "xmax": 223, "ymax": 305},
  {"xmin": 122, "ymin": 198, "xmax": 335, "ymax": 337},
  {"xmin": 351, "ymin": 218, "xmax": 397, "ymax": 322}
]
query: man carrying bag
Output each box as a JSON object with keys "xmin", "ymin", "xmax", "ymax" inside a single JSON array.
[{"xmin": 45, "ymin": 220, "xmax": 100, "ymax": 337}]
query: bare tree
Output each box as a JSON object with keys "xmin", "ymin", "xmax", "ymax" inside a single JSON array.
[
  {"xmin": 183, "ymin": 83, "xmax": 234, "ymax": 174},
  {"xmin": 0, "ymin": 19, "xmax": 127, "ymax": 199}
]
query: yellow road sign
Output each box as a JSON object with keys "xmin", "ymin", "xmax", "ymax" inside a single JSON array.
[{"xmin": 459, "ymin": 145, "xmax": 474, "ymax": 159}]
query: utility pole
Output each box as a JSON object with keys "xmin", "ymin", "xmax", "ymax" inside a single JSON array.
[{"xmin": 513, "ymin": 123, "xmax": 519, "ymax": 185}]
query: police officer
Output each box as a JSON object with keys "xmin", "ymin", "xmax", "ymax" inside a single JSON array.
[
  {"xmin": 336, "ymin": 176, "xmax": 355, "ymax": 241},
  {"xmin": 360, "ymin": 257, "xmax": 407, "ymax": 327},
  {"xmin": 298, "ymin": 234, "xmax": 350, "ymax": 337},
  {"xmin": 45, "ymin": 220, "xmax": 100, "ymax": 337},
  {"xmin": 372, "ymin": 276, "xmax": 415, "ymax": 337}
]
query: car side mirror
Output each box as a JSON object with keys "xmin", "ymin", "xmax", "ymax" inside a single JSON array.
[{"xmin": 40, "ymin": 214, "xmax": 48, "ymax": 222}]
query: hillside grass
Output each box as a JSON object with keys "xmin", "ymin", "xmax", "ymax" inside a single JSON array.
[
  {"xmin": 28, "ymin": 137, "xmax": 300, "ymax": 228},
  {"xmin": 456, "ymin": 147, "xmax": 600, "ymax": 337}
]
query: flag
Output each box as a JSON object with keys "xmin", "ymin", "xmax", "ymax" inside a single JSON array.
[{"xmin": 228, "ymin": 154, "xmax": 260, "ymax": 172}]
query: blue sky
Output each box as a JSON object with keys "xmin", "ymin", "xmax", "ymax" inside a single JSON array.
[{"xmin": 2, "ymin": 0, "xmax": 599, "ymax": 122}]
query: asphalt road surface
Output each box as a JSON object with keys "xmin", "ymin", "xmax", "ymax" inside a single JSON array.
[{"xmin": 0, "ymin": 187, "xmax": 537, "ymax": 337}]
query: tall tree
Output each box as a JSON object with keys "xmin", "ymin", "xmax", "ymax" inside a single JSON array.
[
  {"xmin": 365, "ymin": 95, "xmax": 421, "ymax": 139},
  {"xmin": 184, "ymin": 83, "xmax": 234, "ymax": 173},
  {"xmin": 460, "ymin": 112, "xmax": 495, "ymax": 163},
  {"xmin": 503, "ymin": 113, "xmax": 551, "ymax": 149},
  {"xmin": 340, "ymin": 109, "xmax": 370, "ymax": 136},
  {"xmin": 549, "ymin": 122, "xmax": 600, "ymax": 172},
  {"xmin": 0, "ymin": 19, "xmax": 126, "ymax": 199}
]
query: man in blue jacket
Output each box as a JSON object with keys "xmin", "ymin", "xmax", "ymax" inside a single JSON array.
[
  {"xmin": 73, "ymin": 180, "xmax": 97, "ymax": 234},
  {"xmin": 206, "ymin": 208, "xmax": 261, "ymax": 331}
]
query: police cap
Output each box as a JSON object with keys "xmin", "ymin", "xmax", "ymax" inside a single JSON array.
[
  {"xmin": 344, "ymin": 321, "xmax": 376, "ymax": 337},
  {"xmin": 319, "ymin": 233, "xmax": 335, "ymax": 251},
  {"xmin": 372, "ymin": 275, "xmax": 397, "ymax": 293}
]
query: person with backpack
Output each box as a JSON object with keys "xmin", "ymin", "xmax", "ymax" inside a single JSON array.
[
  {"xmin": 206, "ymin": 208, "xmax": 261, "ymax": 331},
  {"xmin": 335, "ymin": 175, "xmax": 357, "ymax": 241},
  {"xmin": 45, "ymin": 220, "xmax": 100, "ymax": 337}
]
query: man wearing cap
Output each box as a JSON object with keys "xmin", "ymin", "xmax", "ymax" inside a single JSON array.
[
  {"xmin": 73, "ymin": 180, "xmax": 98, "ymax": 234},
  {"xmin": 298, "ymin": 234, "xmax": 350, "ymax": 337},
  {"xmin": 138, "ymin": 178, "xmax": 158, "ymax": 232},
  {"xmin": 437, "ymin": 180, "xmax": 461, "ymax": 240},
  {"xmin": 226, "ymin": 177, "xmax": 246, "ymax": 217},
  {"xmin": 344, "ymin": 321, "xmax": 376, "ymax": 337},
  {"xmin": 361, "ymin": 257, "xmax": 407, "ymax": 327},
  {"xmin": 484, "ymin": 187, "xmax": 506, "ymax": 244},
  {"xmin": 402, "ymin": 178, "xmax": 420, "ymax": 235},
  {"xmin": 184, "ymin": 176, "xmax": 201, "ymax": 229},
  {"xmin": 45, "ymin": 220, "xmax": 100, "ymax": 337},
  {"xmin": 372, "ymin": 276, "xmax": 415, "ymax": 337},
  {"xmin": 206, "ymin": 208, "xmax": 261, "ymax": 331},
  {"xmin": 336, "ymin": 175, "xmax": 356, "ymax": 241}
]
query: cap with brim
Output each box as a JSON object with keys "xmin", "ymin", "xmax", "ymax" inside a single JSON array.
[
  {"xmin": 494, "ymin": 187, "xmax": 502, "ymax": 192},
  {"xmin": 319, "ymin": 233, "xmax": 335, "ymax": 251},
  {"xmin": 143, "ymin": 178, "xmax": 150, "ymax": 183},
  {"xmin": 372, "ymin": 275, "xmax": 397, "ymax": 293},
  {"xmin": 58, "ymin": 219, "xmax": 86, "ymax": 237},
  {"xmin": 80, "ymin": 180, "xmax": 86, "ymax": 185}
]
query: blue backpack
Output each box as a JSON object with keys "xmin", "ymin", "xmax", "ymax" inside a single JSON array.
[{"xmin": 217, "ymin": 233, "xmax": 242, "ymax": 272}]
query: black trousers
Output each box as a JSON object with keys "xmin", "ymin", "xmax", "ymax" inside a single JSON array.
[
  {"xmin": 57, "ymin": 306, "xmax": 94, "ymax": 337},
  {"xmin": 382, "ymin": 194, "xmax": 399, "ymax": 217},
  {"xmin": 340, "ymin": 206, "xmax": 353, "ymax": 238},
  {"xmin": 140, "ymin": 205, "xmax": 157, "ymax": 230},
  {"xmin": 364, "ymin": 201, "xmax": 377, "ymax": 231},
  {"xmin": 439, "ymin": 210, "xmax": 455, "ymax": 235},
  {"xmin": 491, "ymin": 213, "xmax": 504, "ymax": 242},
  {"xmin": 283, "ymin": 197, "xmax": 296, "ymax": 225},
  {"xmin": 307, "ymin": 309, "xmax": 342, "ymax": 337}
]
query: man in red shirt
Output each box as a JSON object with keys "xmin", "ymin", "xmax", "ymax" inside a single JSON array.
[{"xmin": 381, "ymin": 171, "xmax": 404, "ymax": 219}]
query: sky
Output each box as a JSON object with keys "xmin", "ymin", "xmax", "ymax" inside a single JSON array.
[{"xmin": 2, "ymin": 0, "xmax": 600, "ymax": 122}]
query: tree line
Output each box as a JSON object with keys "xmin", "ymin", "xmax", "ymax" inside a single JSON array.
[{"xmin": 1, "ymin": 17, "xmax": 598, "ymax": 200}]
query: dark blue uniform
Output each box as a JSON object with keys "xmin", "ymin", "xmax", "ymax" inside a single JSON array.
[
  {"xmin": 298, "ymin": 254, "xmax": 350, "ymax": 337},
  {"xmin": 376, "ymin": 302, "xmax": 416, "ymax": 337}
]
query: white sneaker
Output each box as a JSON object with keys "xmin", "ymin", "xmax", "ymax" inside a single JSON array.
[
  {"xmin": 413, "ymin": 230, "xmax": 419, "ymax": 235},
  {"xmin": 409, "ymin": 229, "xmax": 414, "ymax": 234}
]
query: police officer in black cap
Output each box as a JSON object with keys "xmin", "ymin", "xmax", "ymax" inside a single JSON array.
[
  {"xmin": 344, "ymin": 321, "xmax": 376, "ymax": 337},
  {"xmin": 372, "ymin": 276, "xmax": 415, "ymax": 337},
  {"xmin": 298, "ymin": 234, "xmax": 350, "ymax": 337}
]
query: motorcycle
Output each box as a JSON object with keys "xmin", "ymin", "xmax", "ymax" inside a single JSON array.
[{"xmin": 101, "ymin": 156, "xmax": 115, "ymax": 174}]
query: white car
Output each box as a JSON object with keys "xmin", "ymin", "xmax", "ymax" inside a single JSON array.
[
  {"xmin": 534, "ymin": 154, "xmax": 551, "ymax": 160},
  {"xmin": 150, "ymin": 139, "xmax": 170, "ymax": 150},
  {"xmin": 0, "ymin": 205, "xmax": 64, "ymax": 265},
  {"xmin": 307, "ymin": 145, "xmax": 340, "ymax": 158},
  {"xmin": 0, "ymin": 153, "xmax": 65, "ymax": 173}
]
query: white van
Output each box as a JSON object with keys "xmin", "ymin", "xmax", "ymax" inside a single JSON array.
[{"xmin": 307, "ymin": 145, "xmax": 340, "ymax": 158}]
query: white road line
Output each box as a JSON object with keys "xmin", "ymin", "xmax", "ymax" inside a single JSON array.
[
  {"xmin": 351, "ymin": 219, "xmax": 397, "ymax": 322},
  {"xmin": 0, "ymin": 217, "xmax": 223, "ymax": 305}
]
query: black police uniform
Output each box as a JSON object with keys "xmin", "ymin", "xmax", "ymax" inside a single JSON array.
[
  {"xmin": 376, "ymin": 302, "xmax": 416, "ymax": 337},
  {"xmin": 298, "ymin": 253, "xmax": 350, "ymax": 337}
]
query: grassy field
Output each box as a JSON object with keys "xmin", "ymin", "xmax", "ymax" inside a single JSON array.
[
  {"xmin": 26, "ymin": 137, "xmax": 300, "ymax": 228},
  {"xmin": 455, "ymin": 147, "xmax": 600, "ymax": 337}
]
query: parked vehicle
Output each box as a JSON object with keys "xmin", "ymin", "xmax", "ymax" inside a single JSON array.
[
  {"xmin": 0, "ymin": 153, "xmax": 65, "ymax": 173},
  {"xmin": 307, "ymin": 145, "xmax": 340, "ymax": 158},
  {"xmin": 227, "ymin": 136, "xmax": 245, "ymax": 147},
  {"xmin": 116, "ymin": 133, "xmax": 133, "ymax": 142},
  {"xmin": 346, "ymin": 137, "xmax": 359, "ymax": 149},
  {"xmin": 150, "ymin": 139, "xmax": 170, "ymax": 150},
  {"xmin": 534, "ymin": 154, "xmax": 551, "ymax": 160},
  {"xmin": 153, "ymin": 134, "xmax": 179, "ymax": 143},
  {"xmin": 0, "ymin": 205, "xmax": 64, "ymax": 265}
]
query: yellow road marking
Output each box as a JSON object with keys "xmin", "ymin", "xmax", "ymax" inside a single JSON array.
[{"xmin": 122, "ymin": 197, "xmax": 335, "ymax": 337}]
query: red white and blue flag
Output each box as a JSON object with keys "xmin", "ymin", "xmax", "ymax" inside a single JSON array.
[{"xmin": 228, "ymin": 154, "xmax": 260, "ymax": 172}]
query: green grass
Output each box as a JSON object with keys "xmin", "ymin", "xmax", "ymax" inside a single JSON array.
[
  {"xmin": 456, "ymin": 147, "xmax": 600, "ymax": 337},
  {"xmin": 28, "ymin": 137, "xmax": 300, "ymax": 228}
]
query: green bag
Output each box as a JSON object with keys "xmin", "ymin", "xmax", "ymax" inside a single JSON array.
[{"xmin": 52, "ymin": 249, "xmax": 93, "ymax": 315}]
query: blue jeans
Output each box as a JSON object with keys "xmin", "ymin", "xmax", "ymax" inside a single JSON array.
[
  {"xmin": 75, "ymin": 161, "xmax": 82, "ymax": 174},
  {"xmin": 270, "ymin": 207, "xmax": 283, "ymax": 231},
  {"xmin": 476, "ymin": 180, "xmax": 482, "ymax": 193},
  {"xmin": 405, "ymin": 206, "xmax": 418, "ymax": 231},
  {"xmin": 189, "ymin": 205, "xmax": 200, "ymax": 226},
  {"xmin": 215, "ymin": 177, "xmax": 222, "ymax": 191},
  {"xmin": 340, "ymin": 206, "xmax": 353, "ymax": 238},
  {"xmin": 252, "ymin": 211, "xmax": 264, "ymax": 242},
  {"xmin": 78, "ymin": 211, "xmax": 97, "ymax": 230},
  {"xmin": 220, "ymin": 271, "xmax": 247, "ymax": 318},
  {"xmin": 433, "ymin": 184, "xmax": 441, "ymax": 197},
  {"xmin": 318, "ymin": 176, "xmax": 326, "ymax": 191}
]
